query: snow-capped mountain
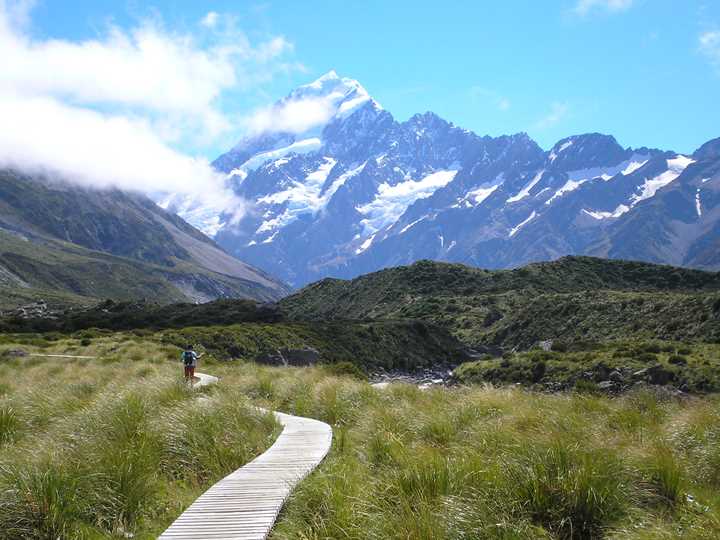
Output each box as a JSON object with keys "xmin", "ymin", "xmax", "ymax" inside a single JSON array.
[{"xmin": 173, "ymin": 71, "xmax": 720, "ymax": 287}]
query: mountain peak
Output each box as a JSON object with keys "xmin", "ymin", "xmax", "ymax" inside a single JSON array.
[
  {"xmin": 406, "ymin": 111, "xmax": 449, "ymax": 128},
  {"xmin": 318, "ymin": 69, "xmax": 339, "ymax": 80},
  {"xmin": 547, "ymin": 133, "xmax": 626, "ymax": 167},
  {"xmin": 694, "ymin": 137, "xmax": 720, "ymax": 161},
  {"xmin": 288, "ymin": 71, "xmax": 382, "ymax": 119},
  {"xmin": 295, "ymin": 71, "xmax": 366, "ymax": 97},
  {"xmin": 553, "ymin": 133, "xmax": 619, "ymax": 149}
]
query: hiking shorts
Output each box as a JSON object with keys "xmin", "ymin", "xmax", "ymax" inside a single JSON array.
[{"xmin": 184, "ymin": 365, "xmax": 195, "ymax": 379}]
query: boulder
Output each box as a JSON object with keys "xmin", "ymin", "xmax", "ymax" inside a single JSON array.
[
  {"xmin": 632, "ymin": 364, "xmax": 675, "ymax": 385},
  {"xmin": 3, "ymin": 348, "xmax": 28, "ymax": 358},
  {"xmin": 609, "ymin": 370, "xmax": 623, "ymax": 382},
  {"xmin": 593, "ymin": 361, "xmax": 611, "ymax": 381},
  {"xmin": 597, "ymin": 381, "xmax": 615, "ymax": 390},
  {"xmin": 646, "ymin": 364, "xmax": 675, "ymax": 385}
]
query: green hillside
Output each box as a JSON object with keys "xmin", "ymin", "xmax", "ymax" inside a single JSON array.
[
  {"xmin": 281, "ymin": 257, "xmax": 720, "ymax": 349},
  {"xmin": 0, "ymin": 170, "xmax": 289, "ymax": 308},
  {"xmin": 0, "ymin": 229, "xmax": 280, "ymax": 311}
]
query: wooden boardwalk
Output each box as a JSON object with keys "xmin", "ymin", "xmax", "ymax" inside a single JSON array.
[{"xmin": 159, "ymin": 373, "xmax": 333, "ymax": 540}]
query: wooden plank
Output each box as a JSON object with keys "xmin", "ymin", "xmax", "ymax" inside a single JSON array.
[{"xmin": 159, "ymin": 372, "xmax": 332, "ymax": 540}]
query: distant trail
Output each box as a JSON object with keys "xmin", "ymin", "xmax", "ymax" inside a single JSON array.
[
  {"xmin": 28, "ymin": 354, "xmax": 96, "ymax": 359},
  {"xmin": 159, "ymin": 372, "xmax": 333, "ymax": 540}
]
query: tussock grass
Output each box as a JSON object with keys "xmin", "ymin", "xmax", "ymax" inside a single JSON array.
[
  {"xmin": 0, "ymin": 336, "xmax": 279, "ymax": 539},
  {"xmin": 2, "ymin": 331, "xmax": 720, "ymax": 538},
  {"xmin": 256, "ymin": 369, "xmax": 720, "ymax": 540}
]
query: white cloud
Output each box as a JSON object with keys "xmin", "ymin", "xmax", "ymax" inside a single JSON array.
[
  {"xmin": 533, "ymin": 102, "xmax": 569, "ymax": 130},
  {"xmin": 0, "ymin": 0, "xmax": 299, "ymax": 223},
  {"xmin": 0, "ymin": 91, "xmax": 240, "ymax": 215},
  {"xmin": 572, "ymin": 0, "xmax": 633, "ymax": 17},
  {"xmin": 201, "ymin": 11, "xmax": 219, "ymax": 28},
  {"xmin": 0, "ymin": 3, "xmax": 291, "ymax": 135},
  {"xmin": 240, "ymin": 71, "xmax": 374, "ymax": 135},
  {"xmin": 244, "ymin": 96, "xmax": 337, "ymax": 134},
  {"xmin": 699, "ymin": 30, "xmax": 720, "ymax": 69}
]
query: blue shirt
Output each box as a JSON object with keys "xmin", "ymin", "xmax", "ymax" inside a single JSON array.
[{"xmin": 182, "ymin": 350, "xmax": 198, "ymax": 367}]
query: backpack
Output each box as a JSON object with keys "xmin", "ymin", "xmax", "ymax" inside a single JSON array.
[{"xmin": 182, "ymin": 351, "xmax": 195, "ymax": 365}]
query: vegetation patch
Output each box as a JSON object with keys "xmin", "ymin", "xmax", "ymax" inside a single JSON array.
[
  {"xmin": 280, "ymin": 257, "xmax": 720, "ymax": 349},
  {"xmin": 454, "ymin": 340, "xmax": 720, "ymax": 393}
]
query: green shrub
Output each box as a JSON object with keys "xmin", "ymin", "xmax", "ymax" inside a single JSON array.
[
  {"xmin": 636, "ymin": 352, "xmax": 658, "ymax": 363},
  {"xmin": 574, "ymin": 380, "xmax": 600, "ymax": 394},
  {"xmin": 323, "ymin": 361, "xmax": 367, "ymax": 380}
]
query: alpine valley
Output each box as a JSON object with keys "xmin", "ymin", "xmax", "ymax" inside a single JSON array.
[
  {"xmin": 167, "ymin": 71, "xmax": 720, "ymax": 288},
  {"xmin": 0, "ymin": 170, "xmax": 289, "ymax": 309}
]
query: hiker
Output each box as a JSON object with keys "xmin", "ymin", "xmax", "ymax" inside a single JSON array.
[{"xmin": 181, "ymin": 344, "xmax": 202, "ymax": 383}]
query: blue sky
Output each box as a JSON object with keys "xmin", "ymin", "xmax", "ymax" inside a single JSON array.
[
  {"xmin": 0, "ymin": 0, "xmax": 718, "ymax": 207},
  {"xmin": 22, "ymin": 0, "xmax": 720, "ymax": 155}
]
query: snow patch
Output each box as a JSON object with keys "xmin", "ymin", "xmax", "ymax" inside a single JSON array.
[
  {"xmin": 228, "ymin": 138, "xmax": 322, "ymax": 179},
  {"xmin": 255, "ymin": 157, "xmax": 338, "ymax": 233},
  {"xmin": 262, "ymin": 231, "xmax": 278, "ymax": 244},
  {"xmin": 565, "ymin": 154, "xmax": 649, "ymax": 185},
  {"xmin": 582, "ymin": 205, "xmax": 630, "ymax": 220},
  {"xmin": 507, "ymin": 170, "xmax": 544, "ymax": 203},
  {"xmin": 630, "ymin": 155, "xmax": 694, "ymax": 206},
  {"xmin": 357, "ymin": 169, "xmax": 458, "ymax": 234},
  {"xmin": 546, "ymin": 179, "xmax": 586, "ymax": 205},
  {"xmin": 696, "ymin": 189, "xmax": 702, "ymax": 217},
  {"xmin": 548, "ymin": 141, "xmax": 572, "ymax": 163},
  {"xmin": 621, "ymin": 157, "xmax": 649, "ymax": 176},
  {"xmin": 355, "ymin": 234, "xmax": 375, "ymax": 254},
  {"xmin": 323, "ymin": 161, "xmax": 367, "ymax": 201},
  {"xmin": 509, "ymin": 211, "xmax": 537, "ymax": 237},
  {"xmin": 559, "ymin": 140, "xmax": 574, "ymax": 153},
  {"xmin": 466, "ymin": 184, "xmax": 499, "ymax": 205},
  {"xmin": 399, "ymin": 217, "xmax": 426, "ymax": 234}
]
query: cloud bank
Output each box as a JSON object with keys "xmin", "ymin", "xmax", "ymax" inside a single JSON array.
[
  {"xmin": 244, "ymin": 97, "xmax": 337, "ymax": 135},
  {"xmin": 0, "ymin": 2, "xmax": 297, "ymax": 219}
]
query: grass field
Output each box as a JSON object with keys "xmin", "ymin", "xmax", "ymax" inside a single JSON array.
[
  {"xmin": 0, "ymin": 336, "xmax": 279, "ymax": 539},
  {"xmin": 1, "ymin": 332, "xmax": 720, "ymax": 539}
]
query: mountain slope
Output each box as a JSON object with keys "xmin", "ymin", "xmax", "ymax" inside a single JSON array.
[
  {"xmin": 0, "ymin": 169, "xmax": 290, "ymax": 308},
  {"xmin": 168, "ymin": 72, "xmax": 719, "ymax": 287},
  {"xmin": 280, "ymin": 256, "xmax": 720, "ymax": 349}
]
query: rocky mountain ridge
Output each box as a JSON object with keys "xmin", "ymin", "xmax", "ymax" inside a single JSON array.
[{"xmin": 169, "ymin": 71, "xmax": 719, "ymax": 287}]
